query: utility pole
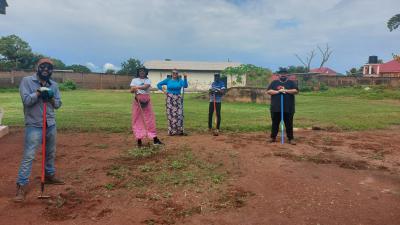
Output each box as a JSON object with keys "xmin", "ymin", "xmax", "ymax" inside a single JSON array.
[{"xmin": 0, "ymin": 0, "xmax": 8, "ymax": 15}]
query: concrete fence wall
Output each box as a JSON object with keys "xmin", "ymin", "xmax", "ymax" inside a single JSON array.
[
  {"xmin": 2, "ymin": 71, "xmax": 400, "ymax": 90},
  {"xmin": 297, "ymin": 75, "xmax": 400, "ymax": 88},
  {"xmin": 0, "ymin": 71, "xmax": 133, "ymax": 89}
]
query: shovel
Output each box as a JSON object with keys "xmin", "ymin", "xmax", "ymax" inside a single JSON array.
[{"xmin": 38, "ymin": 101, "xmax": 51, "ymax": 199}]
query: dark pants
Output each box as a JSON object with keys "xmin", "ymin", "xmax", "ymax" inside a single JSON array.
[
  {"xmin": 208, "ymin": 102, "xmax": 221, "ymax": 129},
  {"xmin": 270, "ymin": 112, "xmax": 294, "ymax": 140}
]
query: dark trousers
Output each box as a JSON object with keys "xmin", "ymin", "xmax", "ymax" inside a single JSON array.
[
  {"xmin": 271, "ymin": 112, "xmax": 294, "ymax": 140},
  {"xmin": 208, "ymin": 102, "xmax": 221, "ymax": 129}
]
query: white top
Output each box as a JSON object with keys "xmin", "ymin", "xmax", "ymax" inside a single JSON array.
[{"xmin": 130, "ymin": 78, "xmax": 151, "ymax": 94}]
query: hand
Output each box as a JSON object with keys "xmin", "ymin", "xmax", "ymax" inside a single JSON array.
[
  {"xmin": 278, "ymin": 88, "xmax": 286, "ymax": 94},
  {"xmin": 37, "ymin": 87, "xmax": 54, "ymax": 101}
]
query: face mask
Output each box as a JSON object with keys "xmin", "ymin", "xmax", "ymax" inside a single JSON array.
[
  {"xmin": 37, "ymin": 63, "xmax": 53, "ymax": 81},
  {"xmin": 279, "ymin": 76, "xmax": 288, "ymax": 82}
]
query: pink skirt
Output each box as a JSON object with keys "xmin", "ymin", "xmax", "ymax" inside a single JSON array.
[{"xmin": 132, "ymin": 94, "xmax": 157, "ymax": 140}]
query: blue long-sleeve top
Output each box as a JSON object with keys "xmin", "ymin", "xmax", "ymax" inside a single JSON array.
[
  {"xmin": 19, "ymin": 75, "xmax": 62, "ymax": 127},
  {"xmin": 157, "ymin": 78, "xmax": 188, "ymax": 95}
]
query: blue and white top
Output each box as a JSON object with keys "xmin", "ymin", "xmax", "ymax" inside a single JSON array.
[{"xmin": 209, "ymin": 80, "xmax": 226, "ymax": 103}]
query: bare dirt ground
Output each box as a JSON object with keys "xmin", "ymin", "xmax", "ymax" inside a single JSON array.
[{"xmin": 1, "ymin": 127, "xmax": 400, "ymax": 225}]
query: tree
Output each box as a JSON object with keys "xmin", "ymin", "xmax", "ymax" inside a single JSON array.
[
  {"xmin": 105, "ymin": 69, "xmax": 116, "ymax": 74},
  {"xmin": 287, "ymin": 65, "xmax": 308, "ymax": 74},
  {"xmin": 117, "ymin": 58, "xmax": 142, "ymax": 75},
  {"xmin": 295, "ymin": 44, "xmax": 334, "ymax": 71},
  {"xmin": 0, "ymin": 35, "xmax": 33, "ymax": 70},
  {"xmin": 317, "ymin": 44, "xmax": 333, "ymax": 68},
  {"xmin": 388, "ymin": 14, "xmax": 400, "ymax": 32},
  {"xmin": 295, "ymin": 49, "xmax": 315, "ymax": 72},
  {"xmin": 222, "ymin": 64, "xmax": 272, "ymax": 87},
  {"xmin": 346, "ymin": 67, "xmax": 363, "ymax": 76},
  {"xmin": 66, "ymin": 64, "xmax": 91, "ymax": 73}
]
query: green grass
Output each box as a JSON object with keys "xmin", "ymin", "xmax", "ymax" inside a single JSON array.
[{"xmin": 1, "ymin": 88, "xmax": 400, "ymax": 132}]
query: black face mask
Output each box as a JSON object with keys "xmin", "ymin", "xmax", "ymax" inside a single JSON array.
[
  {"xmin": 37, "ymin": 63, "xmax": 53, "ymax": 82},
  {"xmin": 279, "ymin": 76, "xmax": 288, "ymax": 82}
]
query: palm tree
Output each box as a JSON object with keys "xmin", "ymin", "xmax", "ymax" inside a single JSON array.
[{"xmin": 388, "ymin": 14, "xmax": 400, "ymax": 31}]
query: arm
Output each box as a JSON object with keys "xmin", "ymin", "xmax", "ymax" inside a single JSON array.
[
  {"xmin": 50, "ymin": 85, "xmax": 62, "ymax": 109},
  {"xmin": 19, "ymin": 78, "xmax": 39, "ymax": 107},
  {"xmin": 267, "ymin": 89, "xmax": 280, "ymax": 95},
  {"xmin": 157, "ymin": 79, "xmax": 168, "ymax": 91},
  {"xmin": 181, "ymin": 77, "xmax": 188, "ymax": 88},
  {"xmin": 285, "ymin": 89, "xmax": 298, "ymax": 95},
  {"xmin": 266, "ymin": 81, "xmax": 279, "ymax": 95},
  {"xmin": 285, "ymin": 81, "xmax": 299, "ymax": 95}
]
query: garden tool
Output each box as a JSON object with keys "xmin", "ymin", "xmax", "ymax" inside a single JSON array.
[
  {"xmin": 135, "ymin": 95, "xmax": 150, "ymax": 147},
  {"xmin": 280, "ymin": 93, "xmax": 284, "ymax": 144},
  {"xmin": 212, "ymin": 91, "xmax": 219, "ymax": 136},
  {"xmin": 38, "ymin": 100, "xmax": 51, "ymax": 199}
]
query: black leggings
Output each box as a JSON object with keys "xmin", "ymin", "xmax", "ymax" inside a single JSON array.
[
  {"xmin": 270, "ymin": 112, "xmax": 294, "ymax": 140},
  {"xmin": 208, "ymin": 102, "xmax": 221, "ymax": 129}
]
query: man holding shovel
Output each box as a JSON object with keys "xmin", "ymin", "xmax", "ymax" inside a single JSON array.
[
  {"xmin": 208, "ymin": 73, "xmax": 226, "ymax": 136},
  {"xmin": 267, "ymin": 68, "xmax": 299, "ymax": 145},
  {"xmin": 14, "ymin": 58, "xmax": 64, "ymax": 202}
]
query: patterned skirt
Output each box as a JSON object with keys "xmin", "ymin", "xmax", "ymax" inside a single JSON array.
[{"xmin": 166, "ymin": 93, "xmax": 184, "ymax": 135}]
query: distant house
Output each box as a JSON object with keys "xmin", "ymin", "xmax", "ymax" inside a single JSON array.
[
  {"xmin": 0, "ymin": 0, "xmax": 8, "ymax": 15},
  {"xmin": 309, "ymin": 67, "xmax": 338, "ymax": 76},
  {"xmin": 144, "ymin": 60, "xmax": 243, "ymax": 91},
  {"xmin": 363, "ymin": 56, "xmax": 400, "ymax": 77}
]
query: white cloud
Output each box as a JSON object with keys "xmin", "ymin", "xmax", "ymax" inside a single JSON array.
[
  {"xmin": 0, "ymin": 0, "xmax": 399, "ymax": 73},
  {"xmin": 103, "ymin": 63, "xmax": 119, "ymax": 72},
  {"xmin": 85, "ymin": 62, "xmax": 98, "ymax": 70}
]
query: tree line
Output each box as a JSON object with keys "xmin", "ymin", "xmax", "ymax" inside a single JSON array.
[{"xmin": 0, "ymin": 34, "xmax": 142, "ymax": 75}]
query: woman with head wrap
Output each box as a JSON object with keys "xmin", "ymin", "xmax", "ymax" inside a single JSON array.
[
  {"xmin": 157, "ymin": 69, "xmax": 188, "ymax": 136},
  {"xmin": 130, "ymin": 67, "xmax": 163, "ymax": 147}
]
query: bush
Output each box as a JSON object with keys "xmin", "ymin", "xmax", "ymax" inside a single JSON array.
[
  {"xmin": 299, "ymin": 85, "xmax": 312, "ymax": 92},
  {"xmin": 59, "ymin": 80, "xmax": 77, "ymax": 91},
  {"xmin": 319, "ymin": 83, "xmax": 329, "ymax": 91}
]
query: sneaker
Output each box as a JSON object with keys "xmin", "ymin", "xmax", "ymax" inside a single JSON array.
[
  {"xmin": 13, "ymin": 184, "xmax": 27, "ymax": 202},
  {"xmin": 213, "ymin": 129, "xmax": 219, "ymax": 136},
  {"xmin": 153, "ymin": 137, "xmax": 164, "ymax": 145},
  {"xmin": 137, "ymin": 139, "xmax": 143, "ymax": 148},
  {"xmin": 178, "ymin": 132, "xmax": 188, "ymax": 136},
  {"xmin": 45, "ymin": 175, "xmax": 65, "ymax": 185},
  {"xmin": 288, "ymin": 139, "xmax": 297, "ymax": 145},
  {"xmin": 269, "ymin": 138, "xmax": 277, "ymax": 143}
]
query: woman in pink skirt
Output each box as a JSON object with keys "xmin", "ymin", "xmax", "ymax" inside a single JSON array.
[{"xmin": 130, "ymin": 67, "xmax": 163, "ymax": 147}]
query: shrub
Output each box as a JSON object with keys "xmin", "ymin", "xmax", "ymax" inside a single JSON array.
[{"xmin": 59, "ymin": 80, "xmax": 77, "ymax": 91}]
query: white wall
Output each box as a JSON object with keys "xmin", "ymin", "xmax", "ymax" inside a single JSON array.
[{"xmin": 147, "ymin": 70, "xmax": 245, "ymax": 91}]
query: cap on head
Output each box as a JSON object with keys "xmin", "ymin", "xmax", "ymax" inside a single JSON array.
[
  {"xmin": 37, "ymin": 58, "xmax": 54, "ymax": 68},
  {"xmin": 136, "ymin": 66, "xmax": 148, "ymax": 77},
  {"xmin": 277, "ymin": 68, "xmax": 288, "ymax": 75}
]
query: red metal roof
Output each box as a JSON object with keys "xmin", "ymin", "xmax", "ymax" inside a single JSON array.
[
  {"xmin": 309, "ymin": 67, "xmax": 337, "ymax": 75},
  {"xmin": 380, "ymin": 60, "xmax": 400, "ymax": 73}
]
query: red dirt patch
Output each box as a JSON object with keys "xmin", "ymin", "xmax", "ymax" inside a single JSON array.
[{"xmin": 1, "ymin": 127, "xmax": 400, "ymax": 224}]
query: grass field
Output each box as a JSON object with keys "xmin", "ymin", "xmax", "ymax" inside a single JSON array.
[{"xmin": 1, "ymin": 87, "xmax": 400, "ymax": 132}]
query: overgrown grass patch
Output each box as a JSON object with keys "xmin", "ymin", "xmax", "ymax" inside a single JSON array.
[{"xmin": 2, "ymin": 88, "xmax": 400, "ymax": 132}]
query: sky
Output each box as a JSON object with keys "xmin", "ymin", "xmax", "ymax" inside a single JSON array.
[{"xmin": 0, "ymin": 0, "xmax": 399, "ymax": 73}]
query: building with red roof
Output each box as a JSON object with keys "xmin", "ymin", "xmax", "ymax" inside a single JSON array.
[
  {"xmin": 363, "ymin": 57, "xmax": 400, "ymax": 77},
  {"xmin": 309, "ymin": 67, "xmax": 338, "ymax": 76}
]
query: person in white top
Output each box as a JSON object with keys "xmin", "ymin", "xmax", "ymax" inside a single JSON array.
[{"xmin": 130, "ymin": 67, "xmax": 163, "ymax": 147}]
